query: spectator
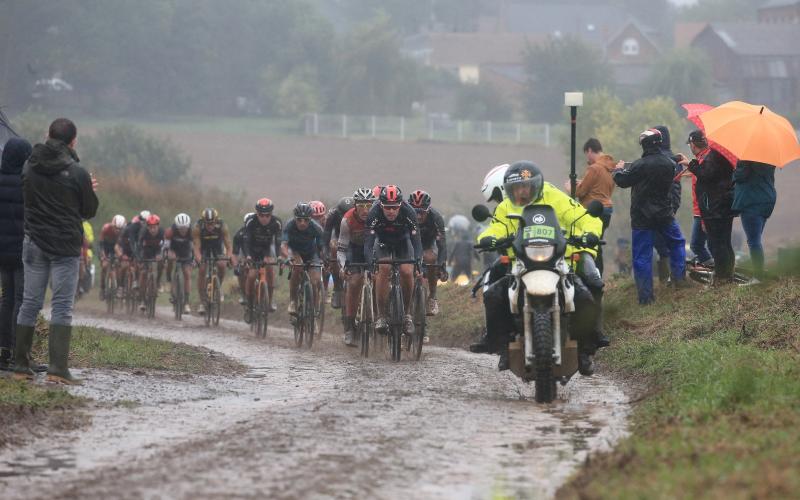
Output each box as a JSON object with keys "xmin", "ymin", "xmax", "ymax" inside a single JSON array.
[
  {"xmin": 14, "ymin": 118, "xmax": 98, "ymax": 384},
  {"xmin": 652, "ymin": 125, "xmax": 683, "ymax": 283},
  {"xmin": 0, "ymin": 138, "xmax": 32, "ymax": 370},
  {"xmin": 575, "ymin": 138, "xmax": 615, "ymax": 275},
  {"xmin": 448, "ymin": 237, "xmax": 475, "ymax": 281},
  {"xmin": 679, "ymin": 130, "xmax": 735, "ymax": 284},
  {"xmin": 732, "ymin": 160, "xmax": 776, "ymax": 282},
  {"xmin": 613, "ymin": 128, "xmax": 686, "ymax": 304},
  {"xmin": 679, "ymin": 165, "xmax": 714, "ymax": 267}
]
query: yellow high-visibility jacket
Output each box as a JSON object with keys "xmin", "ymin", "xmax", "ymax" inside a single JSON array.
[{"xmin": 477, "ymin": 182, "xmax": 602, "ymax": 259}]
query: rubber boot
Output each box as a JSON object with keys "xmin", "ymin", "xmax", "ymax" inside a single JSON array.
[
  {"xmin": 497, "ymin": 343, "xmax": 510, "ymax": 371},
  {"xmin": 657, "ymin": 258, "xmax": 670, "ymax": 284},
  {"xmin": 12, "ymin": 324, "xmax": 35, "ymax": 379},
  {"xmin": 47, "ymin": 324, "xmax": 81, "ymax": 385},
  {"xmin": 578, "ymin": 351, "xmax": 595, "ymax": 376}
]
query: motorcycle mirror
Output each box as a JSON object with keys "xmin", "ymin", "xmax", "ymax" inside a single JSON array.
[
  {"xmin": 471, "ymin": 204, "xmax": 492, "ymax": 222},
  {"xmin": 586, "ymin": 200, "xmax": 604, "ymax": 218}
]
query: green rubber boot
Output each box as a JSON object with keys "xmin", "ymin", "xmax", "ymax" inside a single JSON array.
[
  {"xmin": 12, "ymin": 324, "xmax": 35, "ymax": 379},
  {"xmin": 47, "ymin": 324, "xmax": 81, "ymax": 385}
]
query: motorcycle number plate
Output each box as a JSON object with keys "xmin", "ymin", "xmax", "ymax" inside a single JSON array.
[{"xmin": 523, "ymin": 225, "xmax": 555, "ymax": 240}]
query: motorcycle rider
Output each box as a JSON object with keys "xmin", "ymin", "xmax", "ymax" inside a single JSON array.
[{"xmin": 470, "ymin": 161, "xmax": 605, "ymax": 375}]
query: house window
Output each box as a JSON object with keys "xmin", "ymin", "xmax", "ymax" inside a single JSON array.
[{"xmin": 622, "ymin": 38, "xmax": 639, "ymax": 56}]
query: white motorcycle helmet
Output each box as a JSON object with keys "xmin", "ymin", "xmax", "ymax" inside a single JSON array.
[{"xmin": 481, "ymin": 164, "xmax": 509, "ymax": 203}]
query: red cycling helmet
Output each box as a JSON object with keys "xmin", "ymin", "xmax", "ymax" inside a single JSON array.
[
  {"xmin": 408, "ymin": 189, "xmax": 431, "ymax": 210},
  {"xmin": 310, "ymin": 200, "xmax": 327, "ymax": 217},
  {"xmin": 146, "ymin": 214, "xmax": 160, "ymax": 226},
  {"xmin": 372, "ymin": 185, "xmax": 383, "ymax": 199},
  {"xmin": 255, "ymin": 198, "xmax": 274, "ymax": 215},
  {"xmin": 380, "ymin": 185, "xmax": 402, "ymax": 205}
]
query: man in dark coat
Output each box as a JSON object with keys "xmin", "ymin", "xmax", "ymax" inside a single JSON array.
[
  {"xmin": 0, "ymin": 138, "xmax": 31, "ymax": 370},
  {"xmin": 14, "ymin": 118, "xmax": 98, "ymax": 384},
  {"xmin": 679, "ymin": 130, "xmax": 735, "ymax": 283},
  {"xmin": 613, "ymin": 128, "xmax": 686, "ymax": 304}
]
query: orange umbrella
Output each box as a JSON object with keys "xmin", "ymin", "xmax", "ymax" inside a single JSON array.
[
  {"xmin": 698, "ymin": 101, "xmax": 800, "ymax": 167},
  {"xmin": 681, "ymin": 103, "xmax": 738, "ymax": 166}
]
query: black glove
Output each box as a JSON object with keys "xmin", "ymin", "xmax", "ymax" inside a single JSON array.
[
  {"xmin": 581, "ymin": 233, "xmax": 600, "ymax": 248},
  {"xmin": 479, "ymin": 236, "xmax": 497, "ymax": 249}
]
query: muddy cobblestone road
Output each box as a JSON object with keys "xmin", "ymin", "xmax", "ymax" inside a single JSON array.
[{"xmin": 0, "ymin": 309, "xmax": 628, "ymax": 499}]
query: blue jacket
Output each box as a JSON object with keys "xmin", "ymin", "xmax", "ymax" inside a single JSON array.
[
  {"xmin": 732, "ymin": 161, "xmax": 776, "ymax": 218},
  {"xmin": 0, "ymin": 138, "xmax": 32, "ymax": 266}
]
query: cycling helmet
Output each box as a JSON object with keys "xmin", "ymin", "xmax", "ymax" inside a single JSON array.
[
  {"xmin": 353, "ymin": 187, "xmax": 375, "ymax": 203},
  {"xmin": 174, "ymin": 213, "xmax": 191, "ymax": 228},
  {"xmin": 201, "ymin": 208, "xmax": 219, "ymax": 223},
  {"xmin": 310, "ymin": 200, "xmax": 327, "ymax": 217},
  {"xmin": 408, "ymin": 190, "xmax": 431, "ymax": 210},
  {"xmin": 639, "ymin": 128, "xmax": 663, "ymax": 149},
  {"xmin": 243, "ymin": 212, "xmax": 255, "ymax": 223},
  {"xmin": 146, "ymin": 214, "xmax": 160, "ymax": 226},
  {"xmin": 372, "ymin": 185, "xmax": 383, "ymax": 199},
  {"xmin": 112, "ymin": 214, "xmax": 126, "ymax": 229},
  {"xmin": 294, "ymin": 202, "xmax": 313, "ymax": 219},
  {"xmin": 336, "ymin": 196, "xmax": 354, "ymax": 214},
  {"xmin": 255, "ymin": 198, "xmax": 274, "ymax": 215},
  {"xmin": 503, "ymin": 161, "xmax": 544, "ymax": 208},
  {"xmin": 481, "ymin": 164, "xmax": 509, "ymax": 203},
  {"xmin": 139, "ymin": 210, "xmax": 151, "ymax": 221},
  {"xmin": 380, "ymin": 185, "xmax": 402, "ymax": 205}
]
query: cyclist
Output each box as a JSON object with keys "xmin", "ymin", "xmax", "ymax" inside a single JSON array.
[
  {"xmin": 116, "ymin": 210, "xmax": 150, "ymax": 289},
  {"xmin": 192, "ymin": 208, "xmax": 235, "ymax": 315},
  {"xmin": 136, "ymin": 213, "xmax": 165, "ymax": 309},
  {"xmin": 472, "ymin": 161, "xmax": 604, "ymax": 374},
  {"xmin": 98, "ymin": 214, "xmax": 126, "ymax": 301},
  {"xmin": 310, "ymin": 200, "xmax": 327, "ymax": 227},
  {"xmin": 281, "ymin": 203, "xmax": 325, "ymax": 315},
  {"xmin": 322, "ymin": 196, "xmax": 354, "ymax": 309},
  {"xmin": 233, "ymin": 212, "xmax": 254, "ymax": 306},
  {"xmin": 244, "ymin": 198, "xmax": 282, "ymax": 313},
  {"xmin": 310, "ymin": 200, "xmax": 331, "ymax": 303},
  {"xmin": 164, "ymin": 213, "xmax": 194, "ymax": 315},
  {"xmin": 365, "ymin": 185, "xmax": 422, "ymax": 335},
  {"xmin": 336, "ymin": 187, "xmax": 375, "ymax": 346},
  {"xmin": 77, "ymin": 220, "xmax": 95, "ymax": 297},
  {"xmin": 408, "ymin": 190, "xmax": 448, "ymax": 317}
]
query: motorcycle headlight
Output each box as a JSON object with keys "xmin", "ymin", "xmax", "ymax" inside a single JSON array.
[{"xmin": 525, "ymin": 244, "xmax": 555, "ymax": 262}]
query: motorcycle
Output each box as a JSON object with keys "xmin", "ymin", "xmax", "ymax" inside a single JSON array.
[{"xmin": 471, "ymin": 200, "xmax": 604, "ymax": 403}]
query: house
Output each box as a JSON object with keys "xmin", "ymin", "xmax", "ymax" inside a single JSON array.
[
  {"xmin": 604, "ymin": 21, "xmax": 662, "ymax": 98},
  {"xmin": 758, "ymin": 0, "xmax": 800, "ymax": 23},
  {"xmin": 691, "ymin": 23, "xmax": 800, "ymax": 114}
]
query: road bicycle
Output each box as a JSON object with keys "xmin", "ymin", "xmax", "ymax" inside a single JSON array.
[
  {"xmin": 345, "ymin": 263, "xmax": 376, "ymax": 358},
  {"xmin": 202, "ymin": 254, "xmax": 230, "ymax": 327},
  {"xmin": 103, "ymin": 256, "xmax": 119, "ymax": 314},
  {"xmin": 381, "ymin": 258, "xmax": 420, "ymax": 362},
  {"xmin": 246, "ymin": 260, "xmax": 281, "ymax": 339},
  {"xmin": 170, "ymin": 257, "xmax": 193, "ymax": 321},
  {"xmin": 140, "ymin": 259, "xmax": 159, "ymax": 319},
  {"xmin": 289, "ymin": 261, "xmax": 323, "ymax": 349}
]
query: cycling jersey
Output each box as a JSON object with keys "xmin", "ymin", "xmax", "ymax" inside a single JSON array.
[
  {"xmin": 164, "ymin": 224, "xmax": 193, "ymax": 260},
  {"xmin": 137, "ymin": 226, "xmax": 165, "ymax": 260},
  {"xmin": 336, "ymin": 207, "xmax": 369, "ymax": 269},
  {"xmin": 282, "ymin": 218, "xmax": 324, "ymax": 261},
  {"xmin": 119, "ymin": 220, "xmax": 143, "ymax": 257},
  {"xmin": 192, "ymin": 219, "xmax": 231, "ymax": 256},
  {"xmin": 323, "ymin": 208, "xmax": 345, "ymax": 247},
  {"xmin": 233, "ymin": 225, "xmax": 246, "ymax": 256},
  {"xmin": 99, "ymin": 223, "xmax": 121, "ymax": 258},
  {"xmin": 244, "ymin": 215, "xmax": 282, "ymax": 259},
  {"xmin": 364, "ymin": 202, "xmax": 422, "ymax": 265},
  {"xmin": 418, "ymin": 208, "xmax": 447, "ymax": 264}
]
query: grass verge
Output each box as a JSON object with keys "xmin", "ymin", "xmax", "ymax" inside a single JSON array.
[{"xmin": 558, "ymin": 277, "xmax": 800, "ymax": 499}]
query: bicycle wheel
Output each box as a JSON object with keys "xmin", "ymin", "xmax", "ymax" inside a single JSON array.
[
  {"xmin": 316, "ymin": 286, "xmax": 326, "ymax": 339},
  {"xmin": 204, "ymin": 273, "xmax": 213, "ymax": 326},
  {"xmin": 388, "ymin": 283, "xmax": 403, "ymax": 362},
  {"xmin": 304, "ymin": 280, "xmax": 315, "ymax": 349},
  {"xmin": 359, "ymin": 283, "xmax": 374, "ymax": 358},
  {"xmin": 258, "ymin": 281, "xmax": 269, "ymax": 338},
  {"xmin": 106, "ymin": 271, "xmax": 116, "ymax": 315},
  {"xmin": 410, "ymin": 280, "xmax": 426, "ymax": 361},
  {"xmin": 688, "ymin": 268, "xmax": 713, "ymax": 285},
  {"xmin": 146, "ymin": 271, "xmax": 157, "ymax": 319},
  {"xmin": 212, "ymin": 276, "xmax": 221, "ymax": 326},
  {"xmin": 293, "ymin": 286, "xmax": 304, "ymax": 348},
  {"xmin": 126, "ymin": 271, "xmax": 136, "ymax": 315},
  {"xmin": 174, "ymin": 269, "xmax": 184, "ymax": 321}
]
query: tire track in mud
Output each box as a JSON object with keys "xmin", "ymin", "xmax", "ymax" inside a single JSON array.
[{"xmin": 0, "ymin": 309, "xmax": 629, "ymax": 499}]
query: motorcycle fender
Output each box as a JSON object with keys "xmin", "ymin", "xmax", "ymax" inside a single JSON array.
[
  {"xmin": 522, "ymin": 270, "xmax": 560, "ymax": 296},
  {"xmin": 562, "ymin": 275, "xmax": 575, "ymax": 313},
  {"xmin": 509, "ymin": 277, "xmax": 520, "ymax": 314}
]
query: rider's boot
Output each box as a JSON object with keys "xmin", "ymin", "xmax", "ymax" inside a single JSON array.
[
  {"xmin": 403, "ymin": 314, "xmax": 415, "ymax": 335},
  {"xmin": 343, "ymin": 317, "xmax": 356, "ymax": 347},
  {"xmin": 497, "ymin": 342, "xmax": 510, "ymax": 371},
  {"xmin": 578, "ymin": 350, "xmax": 595, "ymax": 376},
  {"xmin": 592, "ymin": 290, "xmax": 610, "ymax": 349},
  {"xmin": 12, "ymin": 324, "xmax": 35, "ymax": 380}
]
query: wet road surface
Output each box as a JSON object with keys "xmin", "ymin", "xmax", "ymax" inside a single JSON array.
[{"xmin": 0, "ymin": 309, "xmax": 629, "ymax": 499}]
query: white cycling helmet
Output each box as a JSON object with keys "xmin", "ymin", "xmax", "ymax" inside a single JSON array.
[
  {"xmin": 244, "ymin": 212, "xmax": 255, "ymax": 223},
  {"xmin": 174, "ymin": 213, "xmax": 191, "ymax": 229},
  {"xmin": 481, "ymin": 164, "xmax": 509, "ymax": 203},
  {"xmin": 112, "ymin": 214, "xmax": 126, "ymax": 229},
  {"xmin": 139, "ymin": 210, "xmax": 151, "ymax": 221}
]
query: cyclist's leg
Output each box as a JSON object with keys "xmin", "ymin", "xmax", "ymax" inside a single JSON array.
[
  {"xmin": 182, "ymin": 261, "xmax": 192, "ymax": 304},
  {"xmin": 197, "ymin": 255, "xmax": 208, "ymax": 303},
  {"xmin": 156, "ymin": 259, "xmax": 164, "ymax": 288},
  {"xmin": 374, "ymin": 242, "xmax": 392, "ymax": 323},
  {"xmin": 265, "ymin": 250, "xmax": 276, "ymax": 309},
  {"xmin": 423, "ymin": 247, "xmax": 438, "ymax": 298},
  {"xmin": 309, "ymin": 265, "xmax": 322, "ymax": 311},
  {"xmin": 245, "ymin": 265, "xmax": 257, "ymax": 303},
  {"xmin": 399, "ymin": 238, "xmax": 415, "ymax": 314},
  {"xmin": 289, "ymin": 257, "xmax": 301, "ymax": 312}
]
